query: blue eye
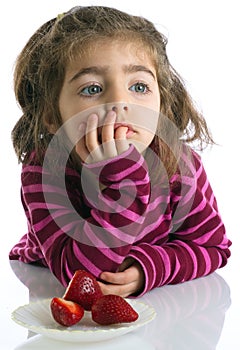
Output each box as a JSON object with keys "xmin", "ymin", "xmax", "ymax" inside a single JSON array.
[
  {"xmin": 81, "ymin": 85, "xmax": 102, "ymax": 96},
  {"xmin": 129, "ymin": 82, "xmax": 150, "ymax": 93}
]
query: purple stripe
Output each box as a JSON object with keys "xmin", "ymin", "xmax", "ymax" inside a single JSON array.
[
  {"xmin": 82, "ymin": 219, "xmax": 136, "ymax": 246},
  {"xmin": 193, "ymin": 221, "xmax": 223, "ymax": 245},
  {"xmin": 176, "ymin": 210, "xmax": 217, "ymax": 236},
  {"xmin": 108, "ymin": 172, "xmax": 149, "ymax": 189},
  {"xmin": 129, "ymin": 246, "xmax": 156, "ymax": 290},
  {"xmin": 106, "ymin": 157, "xmax": 144, "ymax": 182},
  {"xmin": 175, "ymin": 241, "xmax": 198, "ymax": 279},
  {"xmin": 198, "ymin": 246, "xmax": 212, "ymax": 275},
  {"xmin": 72, "ymin": 242, "xmax": 102, "ymax": 276}
]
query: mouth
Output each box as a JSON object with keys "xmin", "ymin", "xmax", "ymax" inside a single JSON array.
[
  {"xmin": 114, "ymin": 123, "xmax": 135, "ymax": 138},
  {"xmin": 97, "ymin": 123, "xmax": 135, "ymax": 142}
]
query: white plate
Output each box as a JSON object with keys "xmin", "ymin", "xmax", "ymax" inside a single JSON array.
[{"xmin": 11, "ymin": 298, "xmax": 156, "ymax": 343}]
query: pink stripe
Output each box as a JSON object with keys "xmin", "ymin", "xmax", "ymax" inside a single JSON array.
[
  {"xmin": 209, "ymin": 192, "xmax": 215, "ymax": 206},
  {"xmin": 136, "ymin": 213, "xmax": 171, "ymax": 241},
  {"xmin": 193, "ymin": 221, "xmax": 223, "ymax": 245},
  {"xmin": 23, "ymin": 184, "xmax": 67, "ymax": 196},
  {"xmin": 201, "ymin": 177, "xmax": 210, "ymax": 195},
  {"xmin": 33, "ymin": 209, "xmax": 71, "ymax": 231},
  {"xmin": 129, "ymin": 246, "xmax": 156, "ymax": 290},
  {"xmin": 23, "ymin": 164, "xmax": 79, "ymax": 177},
  {"xmin": 155, "ymin": 247, "xmax": 171, "ymax": 284},
  {"xmin": 181, "ymin": 149, "xmax": 199, "ymax": 174},
  {"xmin": 177, "ymin": 210, "xmax": 217, "ymax": 236},
  {"xmin": 93, "ymin": 207, "xmax": 145, "ymax": 225},
  {"xmin": 28, "ymin": 203, "xmax": 66, "ymax": 210},
  {"xmin": 172, "ymin": 194, "xmax": 208, "ymax": 226},
  {"xmin": 168, "ymin": 255, "xmax": 181, "ymax": 283},
  {"xmin": 176, "ymin": 172, "xmax": 202, "ymax": 206},
  {"xmin": 83, "ymin": 220, "xmax": 135, "ymax": 246},
  {"xmin": 22, "ymin": 165, "xmax": 44, "ymax": 173},
  {"xmin": 219, "ymin": 234, "xmax": 230, "ymax": 248},
  {"xmin": 98, "ymin": 247, "xmax": 124, "ymax": 263},
  {"xmin": 43, "ymin": 229, "xmax": 65, "ymax": 253},
  {"xmin": 22, "ymin": 184, "xmax": 43, "ymax": 193},
  {"xmin": 138, "ymin": 194, "xmax": 150, "ymax": 204},
  {"xmin": 109, "ymin": 172, "xmax": 149, "ymax": 189},
  {"xmin": 198, "ymin": 246, "xmax": 212, "ymax": 275}
]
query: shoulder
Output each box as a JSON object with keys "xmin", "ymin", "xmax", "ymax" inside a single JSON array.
[
  {"xmin": 179, "ymin": 144, "xmax": 205, "ymax": 175},
  {"xmin": 21, "ymin": 151, "xmax": 81, "ymax": 186},
  {"xmin": 169, "ymin": 144, "xmax": 208, "ymax": 191}
]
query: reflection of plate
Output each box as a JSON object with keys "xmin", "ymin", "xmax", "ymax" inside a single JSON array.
[{"xmin": 12, "ymin": 298, "xmax": 156, "ymax": 343}]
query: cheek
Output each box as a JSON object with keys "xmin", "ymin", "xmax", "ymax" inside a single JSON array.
[
  {"xmin": 58, "ymin": 104, "xmax": 110, "ymax": 145},
  {"xmin": 129, "ymin": 131, "xmax": 154, "ymax": 154},
  {"xmin": 142, "ymin": 130, "xmax": 156, "ymax": 146},
  {"xmin": 129, "ymin": 105, "xmax": 159, "ymax": 136},
  {"xmin": 152, "ymin": 90, "xmax": 161, "ymax": 112}
]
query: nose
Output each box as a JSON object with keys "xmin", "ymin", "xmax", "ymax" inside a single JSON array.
[
  {"xmin": 104, "ymin": 83, "xmax": 129, "ymax": 115},
  {"xmin": 106, "ymin": 102, "xmax": 129, "ymax": 114},
  {"xmin": 111, "ymin": 104, "xmax": 128, "ymax": 112}
]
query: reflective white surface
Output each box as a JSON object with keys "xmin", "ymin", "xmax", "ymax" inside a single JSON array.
[
  {"xmin": 1, "ymin": 0, "xmax": 239, "ymax": 349},
  {"xmin": 1, "ymin": 259, "xmax": 238, "ymax": 349}
]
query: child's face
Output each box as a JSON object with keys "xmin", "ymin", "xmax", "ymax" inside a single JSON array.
[{"xmin": 58, "ymin": 39, "xmax": 160, "ymax": 155}]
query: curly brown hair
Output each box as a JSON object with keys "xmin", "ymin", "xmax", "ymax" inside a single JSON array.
[{"xmin": 11, "ymin": 6, "xmax": 213, "ymax": 177}]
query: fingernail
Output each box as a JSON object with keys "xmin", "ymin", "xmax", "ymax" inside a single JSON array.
[
  {"xmin": 106, "ymin": 110, "xmax": 116, "ymax": 119},
  {"xmin": 78, "ymin": 123, "xmax": 86, "ymax": 136},
  {"xmin": 88, "ymin": 113, "xmax": 98, "ymax": 122}
]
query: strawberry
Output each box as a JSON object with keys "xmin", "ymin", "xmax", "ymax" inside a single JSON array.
[
  {"xmin": 91, "ymin": 294, "xmax": 139, "ymax": 325},
  {"xmin": 63, "ymin": 270, "xmax": 103, "ymax": 311},
  {"xmin": 50, "ymin": 297, "xmax": 84, "ymax": 327}
]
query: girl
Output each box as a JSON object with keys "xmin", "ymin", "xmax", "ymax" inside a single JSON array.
[{"xmin": 9, "ymin": 6, "xmax": 231, "ymax": 297}]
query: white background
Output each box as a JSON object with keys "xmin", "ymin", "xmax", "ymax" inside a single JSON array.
[{"xmin": 1, "ymin": 0, "xmax": 239, "ymax": 348}]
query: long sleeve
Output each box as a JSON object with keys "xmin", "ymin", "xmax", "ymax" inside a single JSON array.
[
  {"xmin": 127, "ymin": 149, "xmax": 231, "ymax": 296},
  {"xmin": 9, "ymin": 145, "xmax": 151, "ymax": 286},
  {"xmin": 9, "ymin": 144, "xmax": 231, "ymax": 293}
]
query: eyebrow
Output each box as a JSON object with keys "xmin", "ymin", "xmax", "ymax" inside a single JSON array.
[
  {"xmin": 68, "ymin": 64, "xmax": 156, "ymax": 84},
  {"xmin": 68, "ymin": 66, "xmax": 108, "ymax": 83},
  {"xmin": 123, "ymin": 64, "xmax": 156, "ymax": 80}
]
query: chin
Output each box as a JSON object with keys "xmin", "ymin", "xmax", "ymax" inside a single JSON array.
[{"xmin": 128, "ymin": 139, "xmax": 148, "ymax": 154}]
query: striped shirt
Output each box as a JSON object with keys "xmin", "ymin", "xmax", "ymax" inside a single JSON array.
[{"xmin": 9, "ymin": 144, "xmax": 231, "ymax": 296}]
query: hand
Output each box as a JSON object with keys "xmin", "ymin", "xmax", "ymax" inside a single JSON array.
[
  {"xmin": 98, "ymin": 258, "xmax": 145, "ymax": 298},
  {"xmin": 75, "ymin": 110, "xmax": 129, "ymax": 163}
]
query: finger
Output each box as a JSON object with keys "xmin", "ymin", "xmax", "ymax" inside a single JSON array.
[
  {"xmin": 98, "ymin": 281, "xmax": 134, "ymax": 298},
  {"xmin": 100, "ymin": 269, "xmax": 135, "ymax": 286},
  {"xmin": 102, "ymin": 111, "xmax": 118, "ymax": 158},
  {"xmin": 75, "ymin": 123, "xmax": 89, "ymax": 162},
  {"xmin": 85, "ymin": 114, "xmax": 103, "ymax": 161},
  {"xmin": 114, "ymin": 126, "xmax": 129, "ymax": 154},
  {"xmin": 114, "ymin": 126, "xmax": 128, "ymax": 139},
  {"xmin": 101, "ymin": 110, "xmax": 116, "ymax": 143},
  {"xmin": 99, "ymin": 265, "xmax": 144, "ymax": 297},
  {"xmin": 85, "ymin": 114, "xmax": 100, "ymax": 152},
  {"xmin": 117, "ymin": 257, "xmax": 135, "ymax": 272}
]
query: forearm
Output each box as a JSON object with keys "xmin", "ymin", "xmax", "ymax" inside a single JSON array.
[
  {"xmin": 128, "ymin": 238, "xmax": 231, "ymax": 296},
  {"xmin": 28, "ymin": 145, "xmax": 151, "ymax": 286}
]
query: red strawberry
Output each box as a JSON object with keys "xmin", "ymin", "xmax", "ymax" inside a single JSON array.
[
  {"xmin": 50, "ymin": 297, "xmax": 84, "ymax": 327},
  {"xmin": 63, "ymin": 270, "xmax": 103, "ymax": 311},
  {"xmin": 91, "ymin": 294, "xmax": 139, "ymax": 325}
]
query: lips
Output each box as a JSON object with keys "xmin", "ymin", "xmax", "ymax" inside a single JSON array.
[
  {"xmin": 114, "ymin": 123, "xmax": 129, "ymax": 130},
  {"xmin": 97, "ymin": 123, "xmax": 135, "ymax": 142},
  {"xmin": 114, "ymin": 123, "xmax": 135, "ymax": 138}
]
